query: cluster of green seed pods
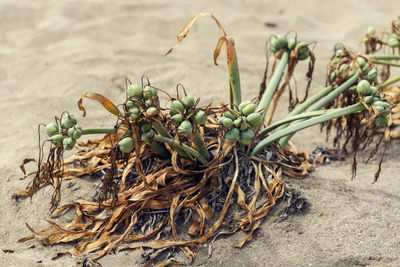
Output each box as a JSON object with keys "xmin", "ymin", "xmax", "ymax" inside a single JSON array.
[
  {"xmin": 329, "ymin": 50, "xmax": 377, "ymax": 84},
  {"xmin": 269, "ymin": 35, "xmax": 309, "ymax": 60},
  {"xmin": 388, "ymin": 33, "xmax": 400, "ymax": 48},
  {"xmin": 119, "ymin": 83, "xmax": 162, "ymax": 154},
  {"xmin": 46, "ymin": 113, "xmax": 82, "ymax": 150},
  {"xmin": 219, "ymin": 100, "xmax": 263, "ymax": 145},
  {"xmin": 357, "ymin": 80, "xmax": 391, "ymax": 126},
  {"xmin": 126, "ymin": 83, "xmax": 160, "ymax": 121},
  {"xmin": 170, "ymin": 95, "xmax": 207, "ymax": 136}
]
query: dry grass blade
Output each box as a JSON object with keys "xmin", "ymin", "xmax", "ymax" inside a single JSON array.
[{"xmin": 78, "ymin": 92, "xmax": 122, "ymax": 117}]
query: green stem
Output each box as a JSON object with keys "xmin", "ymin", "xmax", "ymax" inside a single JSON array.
[
  {"xmin": 153, "ymin": 135, "xmax": 208, "ymax": 165},
  {"xmin": 251, "ymin": 103, "xmax": 365, "ymax": 156},
  {"xmin": 272, "ymin": 86, "xmax": 332, "ymax": 133},
  {"xmin": 377, "ymin": 75, "xmax": 400, "ymax": 89},
  {"xmin": 368, "ymin": 54, "xmax": 400, "ymax": 61},
  {"xmin": 229, "ymin": 51, "xmax": 242, "ymax": 108},
  {"xmin": 81, "ymin": 128, "xmax": 116, "ymax": 135},
  {"xmin": 278, "ymin": 73, "xmax": 359, "ymax": 147},
  {"xmin": 258, "ymin": 110, "xmax": 328, "ymax": 137},
  {"xmin": 256, "ymin": 51, "xmax": 289, "ymax": 117},
  {"xmin": 372, "ymin": 60, "xmax": 400, "ymax": 68},
  {"xmin": 193, "ymin": 131, "xmax": 211, "ymax": 160}
]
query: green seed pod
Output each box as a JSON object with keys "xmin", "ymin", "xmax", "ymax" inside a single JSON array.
[
  {"xmin": 356, "ymin": 57, "xmax": 367, "ymax": 67},
  {"xmin": 297, "ymin": 50, "xmax": 309, "ymax": 61},
  {"xmin": 118, "ymin": 137, "xmax": 134, "ymax": 153},
  {"xmin": 146, "ymin": 107, "xmax": 158, "ymax": 117},
  {"xmin": 143, "ymin": 85, "xmax": 155, "ymax": 100},
  {"xmin": 297, "ymin": 42, "xmax": 308, "ymax": 54},
  {"xmin": 222, "ymin": 117, "xmax": 233, "ymax": 129},
  {"xmin": 287, "ymin": 38, "xmax": 296, "ymax": 50},
  {"xmin": 178, "ymin": 120, "xmax": 193, "ymax": 135},
  {"xmin": 335, "ymin": 49, "xmax": 344, "ymax": 58},
  {"xmin": 225, "ymin": 128, "xmax": 240, "ymax": 141},
  {"xmin": 238, "ymin": 100, "xmax": 252, "ymax": 112},
  {"xmin": 141, "ymin": 123, "xmax": 152, "ymax": 133},
  {"xmin": 72, "ymin": 129, "xmax": 82, "ymax": 140},
  {"xmin": 369, "ymin": 86, "xmax": 377, "ymax": 95},
  {"xmin": 63, "ymin": 137, "xmax": 76, "ymax": 150},
  {"xmin": 270, "ymin": 38, "xmax": 279, "ymax": 53},
  {"xmin": 51, "ymin": 134, "xmax": 64, "ymax": 147},
  {"xmin": 246, "ymin": 113, "xmax": 263, "ymax": 128},
  {"xmin": 194, "ymin": 110, "xmax": 207, "ymax": 124},
  {"xmin": 388, "ymin": 37, "xmax": 400, "ymax": 48},
  {"xmin": 373, "ymin": 100, "xmax": 391, "ymax": 108},
  {"xmin": 61, "ymin": 114, "xmax": 77, "ymax": 129},
  {"xmin": 362, "ymin": 64, "xmax": 370, "ymax": 75},
  {"xmin": 362, "ymin": 37, "xmax": 368, "ymax": 43},
  {"xmin": 338, "ymin": 63, "xmax": 348, "ymax": 74},
  {"xmin": 276, "ymin": 35, "xmax": 288, "ymax": 49},
  {"xmin": 141, "ymin": 131, "xmax": 154, "ymax": 142},
  {"xmin": 127, "ymin": 83, "xmax": 143, "ymax": 98},
  {"xmin": 170, "ymin": 100, "xmax": 185, "ymax": 115},
  {"xmin": 367, "ymin": 69, "xmax": 377, "ymax": 82},
  {"xmin": 182, "ymin": 95, "xmax": 195, "ymax": 107},
  {"xmin": 374, "ymin": 105, "xmax": 386, "ymax": 113},
  {"xmin": 329, "ymin": 72, "xmax": 336, "ymax": 83},
  {"xmin": 233, "ymin": 118, "xmax": 242, "ymax": 128},
  {"xmin": 172, "ymin": 114, "xmax": 184, "ymax": 125},
  {"xmin": 330, "ymin": 57, "xmax": 340, "ymax": 67},
  {"xmin": 145, "ymin": 99, "xmax": 153, "ymax": 107},
  {"xmin": 239, "ymin": 129, "xmax": 255, "ymax": 145},
  {"xmin": 366, "ymin": 26, "xmax": 376, "ymax": 35},
  {"xmin": 46, "ymin": 123, "xmax": 59, "ymax": 137},
  {"xmin": 363, "ymin": 95, "xmax": 373, "ymax": 104},
  {"xmin": 126, "ymin": 100, "xmax": 135, "ymax": 109},
  {"xmin": 356, "ymin": 80, "xmax": 371, "ymax": 96},
  {"xmin": 239, "ymin": 119, "xmax": 248, "ymax": 131},
  {"xmin": 375, "ymin": 115, "xmax": 389, "ymax": 127},
  {"xmin": 130, "ymin": 108, "xmax": 140, "ymax": 121},
  {"xmin": 223, "ymin": 110, "xmax": 236, "ymax": 120},
  {"xmin": 242, "ymin": 103, "xmax": 256, "ymax": 116}
]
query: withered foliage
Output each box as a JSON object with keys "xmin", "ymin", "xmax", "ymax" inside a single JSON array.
[{"xmin": 15, "ymin": 122, "xmax": 313, "ymax": 265}]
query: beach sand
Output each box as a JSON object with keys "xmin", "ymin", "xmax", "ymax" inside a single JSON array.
[{"xmin": 1, "ymin": 0, "xmax": 399, "ymax": 266}]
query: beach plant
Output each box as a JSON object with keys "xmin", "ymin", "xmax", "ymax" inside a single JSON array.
[{"xmin": 14, "ymin": 13, "xmax": 393, "ymax": 265}]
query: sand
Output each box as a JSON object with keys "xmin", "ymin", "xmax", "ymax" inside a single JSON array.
[{"xmin": 1, "ymin": 0, "xmax": 399, "ymax": 266}]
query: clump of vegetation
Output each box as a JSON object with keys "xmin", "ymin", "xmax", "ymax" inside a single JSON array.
[{"xmin": 14, "ymin": 13, "xmax": 397, "ymax": 265}]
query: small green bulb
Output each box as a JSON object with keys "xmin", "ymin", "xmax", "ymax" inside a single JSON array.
[
  {"xmin": 182, "ymin": 95, "xmax": 196, "ymax": 107},
  {"xmin": 61, "ymin": 113, "xmax": 77, "ymax": 129},
  {"xmin": 46, "ymin": 123, "xmax": 59, "ymax": 137},
  {"xmin": 51, "ymin": 134, "xmax": 64, "ymax": 147},
  {"xmin": 118, "ymin": 137, "xmax": 135, "ymax": 153},
  {"xmin": 194, "ymin": 110, "xmax": 207, "ymax": 124},
  {"xmin": 127, "ymin": 83, "xmax": 143, "ymax": 98}
]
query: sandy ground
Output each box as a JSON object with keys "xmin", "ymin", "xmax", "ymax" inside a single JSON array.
[{"xmin": 1, "ymin": 0, "xmax": 400, "ymax": 266}]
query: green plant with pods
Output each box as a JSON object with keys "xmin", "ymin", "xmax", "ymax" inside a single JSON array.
[{"xmin": 14, "ymin": 13, "xmax": 396, "ymax": 265}]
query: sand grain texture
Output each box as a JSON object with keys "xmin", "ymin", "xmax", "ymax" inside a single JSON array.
[{"xmin": 1, "ymin": 1, "xmax": 399, "ymax": 266}]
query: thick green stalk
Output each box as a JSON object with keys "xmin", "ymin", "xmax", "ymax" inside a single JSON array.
[
  {"xmin": 193, "ymin": 131, "xmax": 211, "ymax": 160},
  {"xmin": 251, "ymin": 103, "xmax": 365, "ymax": 156},
  {"xmin": 278, "ymin": 73, "xmax": 359, "ymax": 147},
  {"xmin": 272, "ymin": 86, "xmax": 332, "ymax": 133},
  {"xmin": 258, "ymin": 110, "xmax": 328, "ymax": 137},
  {"xmin": 372, "ymin": 60, "xmax": 400, "ymax": 68},
  {"xmin": 229, "ymin": 51, "xmax": 242, "ymax": 108},
  {"xmin": 368, "ymin": 54, "xmax": 400, "ymax": 61},
  {"xmin": 257, "ymin": 51, "xmax": 289, "ymax": 117},
  {"xmin": 82, "ymin": 128, "xmax": 116, "ymax": 135},
  {"xmin": 153, "ymin": 135, "xmax": 208, "ymax": 165},
  {"xmin": 377, "ymin": 75, "xmax": 400, "ymax": 89}
]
